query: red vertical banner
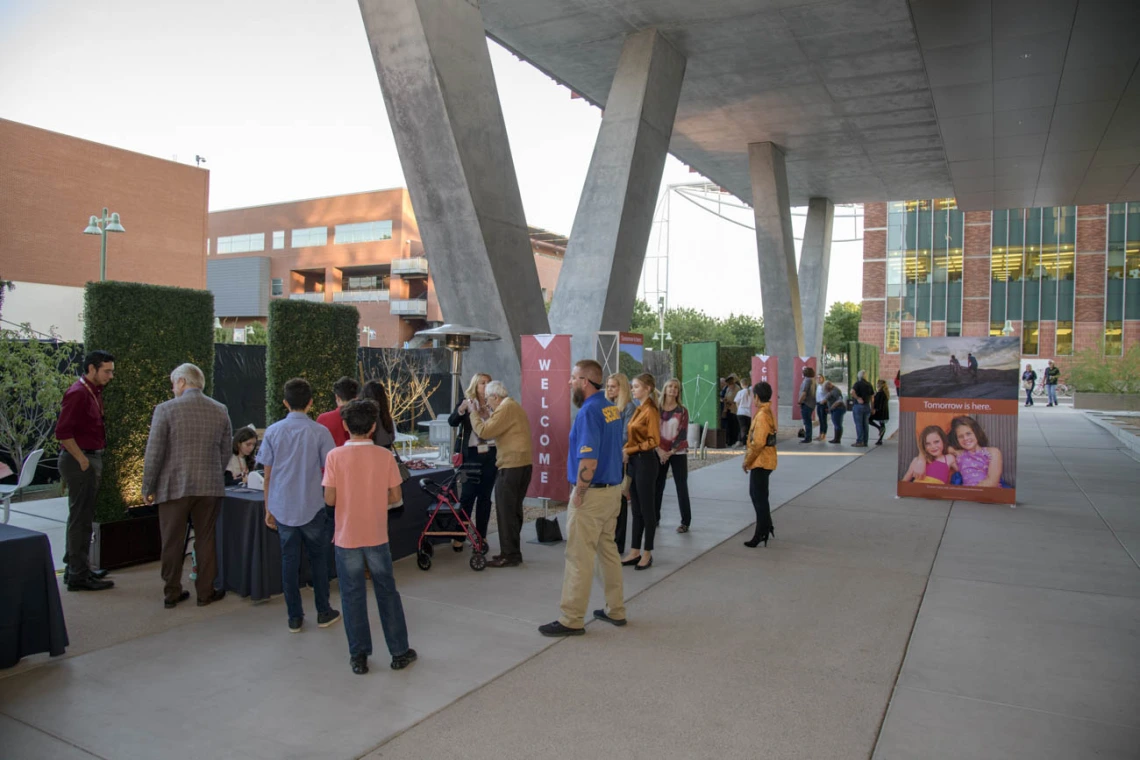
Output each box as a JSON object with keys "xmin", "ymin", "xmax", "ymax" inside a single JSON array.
[
  {"xmin": 791, "ymin": 356, "xmax": 818, "ymax": 420},
  {"xmin": 751, "ymin": 355, "xmax": 778, "ymax": 411},
  {"xmin": 521, "ymin": 335, "xmax": 572, "ymax": 501}
]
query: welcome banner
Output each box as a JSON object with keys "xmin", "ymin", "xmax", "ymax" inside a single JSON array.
[
  {"xmin": 896, "ymin": 336, "xmax": 1020, "ymax": 505},
  {"xmin": 751, "ymin": 354, "xmax": 779, "ymax": 411},
  {"xmin": 521, "ymin": 334, "xmax": 572, "ymax": 501}
]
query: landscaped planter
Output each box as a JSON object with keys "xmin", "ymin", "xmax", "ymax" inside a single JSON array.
[
  {"xmin": 1073, "ymin": 392, "xmax": 1140, "ymax": 412},
  {"xmin": 90, "ymin": 506, "xmax": 162, "ymax": 570}
]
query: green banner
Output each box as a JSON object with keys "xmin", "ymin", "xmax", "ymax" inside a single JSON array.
[{"xmin": 681, "ymin": 342, "xmax": 720, "ymax": 429}]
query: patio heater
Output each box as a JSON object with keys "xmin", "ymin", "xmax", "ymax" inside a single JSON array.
[{"xmin": 414, "ymin": 324, "xmax": 501, "ymax": 459}]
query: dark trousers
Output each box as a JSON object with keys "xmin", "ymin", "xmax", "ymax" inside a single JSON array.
[
  {"xmin": 59, "ymin": 450, "xmax": 101, "ymax": 577},
  {"xmin": 736, "ymin": 415, "xmax": 751, "ymax": 445},
  {"xmin": 334, "ymin": 543, "xmax": 409, "ymax": 659},
  {"xmin": 1025, "ymin": 388, "xmax": 1034, "ymax": 405},
  {"xmin": 494, "ymin": 465, "xmax": 532, "ymax": 562},
  {"xmin": 830, "ymin": 409, "xmax": 845, "ymax": 440},
  {"xmin": 159, "ymin": 495, "xmax": 218, "ymax": 602},
  {"xmin": 722, "ymin": 414, "xmax": 739, "ymax": 447},
  {"xmin": 749, "ymin": 467, "xmax": 773, "ymax": 540},
  {"xmin": 277, "ymin": 508, "xmax": 333, "ymax": 621},
  {"xmin": 816, "ymin": 403, "xmax": 829, "ymax": 436},
  {"xmin": 628, "ymin": 451, "xmax": 660, "ymax": 551},
  {"xmin": 869, "ymin": 418, "xmax": 887, "ymax": 442},
  {"xmin": 800, "ymin": 404, "xmax": 814, "ymax": 440},
  {"xmin": 654, "ymin": 454, "xmax": 691, "ymax": 527},
  {"xmin": 459, "ymin": 447, "xmax": 497, "ymax": 542}
]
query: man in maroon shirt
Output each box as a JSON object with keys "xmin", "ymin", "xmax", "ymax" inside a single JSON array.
[
  {"xmin": 56, "ymin": 350, "xmax": 116, "ymax": 591},
  {"xmin": 316, "ymin": 376, "xmax": 359, "ymax": 448}
]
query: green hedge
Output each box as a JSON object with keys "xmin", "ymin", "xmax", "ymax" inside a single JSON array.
[
  {"xmin": 266, "ymin": 299, "xmax": 359, "ymax": 425},
  {"xmin": 719, "ymin": 345, "xmax": 758, "ymax": 386},
  {"xmin": 85, "ymin": 282, "xmax": 215, "ymax": 522},
  {"xmin": 847, "ymin": 341, "xmax": 881, "ymax": 390}
]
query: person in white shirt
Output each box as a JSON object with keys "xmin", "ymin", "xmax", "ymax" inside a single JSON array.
[
  {"xmin": 814, "ymin": 375, "xmax": 830, "ymax": 442},
  {"xmin": 733, "ymin": 378, "xmax": 753, "ymax": 447}
]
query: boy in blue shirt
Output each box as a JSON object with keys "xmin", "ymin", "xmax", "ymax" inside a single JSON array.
[{"xmin": 257, "ymin": 378, "xmax": 340, "ymax": 633}]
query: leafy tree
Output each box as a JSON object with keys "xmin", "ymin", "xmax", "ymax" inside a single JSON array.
[
  {"xmin": 716, "ymin": 312, "xmax": 764, "ymax": 349},
  {"xmin": 215, "ymin": 320, "xmax": 268, "ymax": 345},
  {"xmin": 822, "ymin": 301, "xmax": 861, "ymax": 362},
  {"xmin": 629, "ymin": 299, "xmax": 763, "ymax": 354},
  {"xmin": 0, "ymin": 325, "xmax": 78, "ymax": 480},
  {"xmin": 0, "ymin": 278, "xmax": 13, "ymax": 320}
]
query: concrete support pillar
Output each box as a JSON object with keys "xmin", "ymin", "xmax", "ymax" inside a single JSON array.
[
  {"xmin": 799, "ymin": 197, "xmax": 834, "ymax": 361},
  {"xmin": 548, "ymin": 29, "xmax": 686, "ymax": 361},
  {"xmin": 358, "ymin": 0, "xmax": 548, "ymax": 393},
  {"xmin": 748, "ymin": 142, "xmax": 804, "ymax": 402}
]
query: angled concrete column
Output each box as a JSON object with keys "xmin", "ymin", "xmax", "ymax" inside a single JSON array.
[
  {"xmin": 548, "ymin": 29, "xmax": 686, "ymax": 361},
  {"xmin": 799, "ymin": 197, "xmax": 834, "ymax": 360},
  {"xmin": 358, "ymin": 0, "xmax": 547, "ymax": 393},
  {"xmin": 748, "ymin": 142, "xmax": 804, "ymax": 402}
]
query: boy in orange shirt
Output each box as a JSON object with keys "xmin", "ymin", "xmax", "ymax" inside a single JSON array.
[{"xmin": 322, "ymin": 399, "xmax": 416, "ymax": 675}]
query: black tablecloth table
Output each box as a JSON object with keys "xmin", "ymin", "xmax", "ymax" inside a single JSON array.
[
  {"xmin": 0, "ymin": 524, "xmax": 68, "ymax": 669},
  {"xmin": 215, "ymin": 465, "xmax": 453, "ymax": 601}
]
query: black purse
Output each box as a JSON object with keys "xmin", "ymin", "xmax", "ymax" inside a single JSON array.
[{"xmin": 534, "ymin": 515, "xmax": 563, "ymax": 543}]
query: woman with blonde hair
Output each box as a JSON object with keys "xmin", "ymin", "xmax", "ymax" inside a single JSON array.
[
  {"xmin": 654, "ymin": 378, "xmax": 692, "ymax": 533},
  {"xmin": 447, "ymin": 372, "xmax": 497, "ymax": 552},
  {"xmin": 622, "ymin": 373, "xmax": 661, "ymax": 570},
  {"xmin": 605, "ymin": 373, "xmax": 636, "ymax": 553}
]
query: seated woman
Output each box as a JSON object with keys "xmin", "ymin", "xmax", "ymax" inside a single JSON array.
[
  {"xmin": 902, "ymin": 425, "xmax": 956, "ymax": 484},
  {"xmin": 225, "ymin": 427, "xmax": 259, "ymax": 486},
  {"xmin": 948, "ymin": 416, "xmax": 1004, "ymax": 487}
]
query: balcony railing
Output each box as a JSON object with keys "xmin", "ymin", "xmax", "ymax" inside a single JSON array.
[
  {"xmin": 333, "ymin": 290, "xmax": 390, "ymax": 303},
  {"xmin": 390, "ymin": 298, "xmax": 428, "ymax": 317},
  {"xmin": 392, "ymin": 257, "xmax": 429, "ymax": 277},
  {"xmin": 289, "ymin": 293, "xmax": 326, "ymax": 302}
]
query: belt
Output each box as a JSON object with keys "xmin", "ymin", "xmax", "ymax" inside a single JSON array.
[
  {"xmin": 81, "ymin": 448, "xmax": 104, "ymax": 455},
  {"xmin": 588, "ymin": 482, "xmax": 619, "ymax": 489}
]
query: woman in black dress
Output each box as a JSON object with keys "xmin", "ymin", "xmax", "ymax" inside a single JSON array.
[{"xmin": 869, "ymin": 379, "xmax": 890, "ymax": 446}]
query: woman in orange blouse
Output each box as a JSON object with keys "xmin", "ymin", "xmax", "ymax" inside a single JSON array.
[
  {"xmin": 742, "ymin": 381, "xmax": 778, "ymax": 547},
  {"xmin": 621, "ymin": 373, "xmax": 661, "ymax": 570}
]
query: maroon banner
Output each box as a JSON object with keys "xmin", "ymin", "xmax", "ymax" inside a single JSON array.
[
  {"xmin": 751, "ymin": 355, "xmax": 778, "ymax": 411},
  {"xmin": 521, "ymin": 335, "xmax": 572, "ymax": 501},
  {"xmin": 791, "ymin": 356, "xmax": 818, "ymax": 420}
]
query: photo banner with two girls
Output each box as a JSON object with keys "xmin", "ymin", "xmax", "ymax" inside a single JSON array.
[{"xmin": 897, "ymin": 336, "xmax": 1020, "ymax": 505}]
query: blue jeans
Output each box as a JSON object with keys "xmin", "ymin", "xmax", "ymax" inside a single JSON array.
[
  {"xmin": 816, "ymin": 403, "xmax": 829, "ymax": 436},
  {"xmin": 830, "ymin": 409, "xmax": 845, "ymax": 440},
  {"xmin": 1047, "ymin": 384, "xmax": 1057, "ymax": 405},
  {"xmin": 853, "ymin": 403, "xmax": 870, "ymax": 444},
  {"xmin": 277, "ymin": 508, "xmax": 333, "ymax": 621},
  {"xmin": 800, "ymin": 404, "xmax": 814, "ymax": 440},
  {"xmin": 334, "ymin": 543, "xmax": 410, "ymax": 658}
]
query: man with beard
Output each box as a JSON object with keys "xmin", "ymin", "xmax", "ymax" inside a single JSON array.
[{"xmin": 539, "ymin": 360, "xmax": 627, "ymax": 636}]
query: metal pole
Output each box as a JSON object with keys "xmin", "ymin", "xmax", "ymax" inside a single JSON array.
[{"xmin": 99, "ymin": 207, "xmax": 109, "ymax": 282}]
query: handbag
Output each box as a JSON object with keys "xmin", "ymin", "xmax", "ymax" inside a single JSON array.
[
  {"xmin": 393, "ymin": 450, "xmax": 411, "ymax": 482},
  {"xmin": 534, "ymin": 515, "xmax": 563, "ymax": 543}
]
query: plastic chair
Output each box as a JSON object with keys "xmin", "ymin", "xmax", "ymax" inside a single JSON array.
[{"xmin": 1, "ymin": 449, "xmax": 44, "ymax": 524}]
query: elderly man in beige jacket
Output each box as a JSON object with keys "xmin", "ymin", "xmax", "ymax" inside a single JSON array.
[
  {"xmin": 470, "ymin": 380, "xmax": 533, "ymax": 568},
  {"xmin": 142, "ymin": 363, "xmax": 232, "ymax": 608}
]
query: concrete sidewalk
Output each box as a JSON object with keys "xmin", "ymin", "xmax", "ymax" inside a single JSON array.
[{"xmin": 3, "ymin": 407, "xmax": 1137, "ymax": 760}]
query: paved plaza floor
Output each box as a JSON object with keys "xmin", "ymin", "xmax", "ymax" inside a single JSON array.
[{"xmin": 1, "ymin": 406, "xmax": 1137, "ymax": 759}]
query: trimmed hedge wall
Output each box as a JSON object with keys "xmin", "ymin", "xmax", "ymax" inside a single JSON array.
[
  {"xmin": 847, "ymin": 341, "xmax": 881, "ymax": 390},
  {"xmin": 719, "ymin": 345, "xmax": 758, "ymax": 386},
  {"xmin": 266, "ymin": 299, "xmax": 359, "ymax": 425},
  {"xmin": 85, "ymin": 282, "xmax": 215, "ymax": 522}
]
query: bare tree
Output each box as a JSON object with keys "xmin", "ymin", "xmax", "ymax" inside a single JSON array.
[
  {"xmin": 0, "ymin": 325, "xmax": 77, "ymax": 480},
  {"xmin": 360, "ymin": 349, "xmax": 442, "ymax": 432}
]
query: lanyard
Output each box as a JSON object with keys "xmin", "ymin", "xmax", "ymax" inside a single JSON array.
[{"xmin": 80, "ymin": 378, "xmax": 105, "ymax": 419}]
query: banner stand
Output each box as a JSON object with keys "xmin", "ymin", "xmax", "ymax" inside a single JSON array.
[{"xmin": 526, "ymin": 497, "xmax": 564, "ymax": 546}]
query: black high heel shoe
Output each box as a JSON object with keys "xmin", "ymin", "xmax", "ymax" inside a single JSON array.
[
  {"xmin": 621, "ymin": 555, "xmax": 641, "ymax": 566},
  {"xmin": 635, "ymin": 556, "xmax": 653, "ymax": 571}
]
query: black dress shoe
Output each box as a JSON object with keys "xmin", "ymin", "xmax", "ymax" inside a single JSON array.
[
  {"xmin": 91, "ymin": 568, "xmax": 110, "ymax": 579},
  {"xmin": 67, "ymin": 575, "xmax": 114, "ymax": 591},
  {"xmin": 165, "ymin": 590, "xmax": 190, "ymax": 609},
  {"xmin": 593, "ymin": 609, "xmax": 627, "ymax": 626},
  {"xmin": 620, "ymin": 555, "xmax": 641, "ymax": 566},
  {"xmin": 197, "ymin": 589, "xmax": 226, "ymax": 607}
]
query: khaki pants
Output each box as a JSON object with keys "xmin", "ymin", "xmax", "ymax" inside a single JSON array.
[{"xmin": 558, "ymin": 485, "xmax": 626, "ymax": 629}]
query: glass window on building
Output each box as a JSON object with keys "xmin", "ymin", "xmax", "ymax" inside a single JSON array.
[
  {"xmin": 1127, "ymin": 203, "xmax": 1140, "ymax": 320},
  {"xmin": 342, "ymin": 265, "xmax": 392, "ymax": 292},
  {"xmin": 1105, "ymin": 321, "xmax": 1123, "ymax": 356},
  {"xmin": 1056, "ymin": 320, "xmax": 1073, "ymax": 355},
  {"xmin": 334, "ymin": 220, "xmax": 393, "ymax": 245},
  {"xmin": 271, "ymin": 278, "xmax": 283, "ymax": 296},
  {"xmin": 273, "ymin": 231, "xmax": 285, "ymax": 250},
  {"xmin": 291, "ymin": 227, "xmax": 328, "ymax": 248},
  {"xmin": 1105, "ymin": 202, "xmax": 1140, "ymax": 353},
  {"xmin": 885, "ymin": 202, "xmax": 908, "ymax": 354},
  {"xmin": 1022, "ymin": 320, "xmax": 1039, "ymax": 355},
  {"xmin": 216, "ymin": 233, "xmax": 265, "ymax": 254}
]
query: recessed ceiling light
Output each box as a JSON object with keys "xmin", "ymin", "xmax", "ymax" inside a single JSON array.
[{"xmin": 1020, "ymin": 52, "xmax": 1032, "ymax": 59}]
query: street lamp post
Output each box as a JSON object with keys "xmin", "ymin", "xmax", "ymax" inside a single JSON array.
[{"xmin": 83, "ymin": 207, "xmax": 126, "ymax": 281}]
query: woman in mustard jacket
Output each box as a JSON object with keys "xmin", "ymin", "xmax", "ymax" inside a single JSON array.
[
  {"xmin": 622, "ymin": 373, "xmax": 661, "ymax": 570},
  {"xmin": 742, "ymin": 381, "xmax": 778, "ymax": 547}
]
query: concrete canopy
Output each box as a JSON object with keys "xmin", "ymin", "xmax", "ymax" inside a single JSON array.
[{"xmin": 478, "ymin": 0, "xmax": 1140, "ymax": 210}]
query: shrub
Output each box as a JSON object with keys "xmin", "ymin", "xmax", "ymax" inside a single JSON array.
[
  {"xmin": 719, "ymin": 345, "xmax": 757, "ymax": 384},
  {"xmin": 847, "ymin": 341, "xmax": 881, "ymax": 389},
  {"xmin": 1067, "ymin": 342, "xmax": 1140, "ymax": 393},
  {"xmin": 85, "ymin": 282, "xmax": 215, "ymax": 521},
  {"xmin": 266, "ymin": 300, "xmax": 358, "ymax": 425}
]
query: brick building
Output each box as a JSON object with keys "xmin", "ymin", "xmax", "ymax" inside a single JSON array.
[
  {"xmin": 0, "ymin": 119, "xmax": 209, "ymax": 339},
  {"xmin": 207, "ymin": 189, "xmax": 565, "ymax": 347},
  {"xmin": 861, "ymin": 200, "xmax": 1140, "ymax": 379}
]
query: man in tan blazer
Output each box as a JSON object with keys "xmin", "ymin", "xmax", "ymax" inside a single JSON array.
[{"xmin": 142, "ymin": 363, "xmax": 232, "ymax": 608}]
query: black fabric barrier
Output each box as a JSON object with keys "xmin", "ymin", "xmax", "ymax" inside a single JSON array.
[
  {"xmin": 0, "ymin": 524, "xmax": 69, "ymax": 668},
  {"xmin": 213, "ymin": 344, "xmax": 267, "ymax": 431},
  {"xmin": 214, "ymin": 465, "xmax": 452, "ymax": 601}
]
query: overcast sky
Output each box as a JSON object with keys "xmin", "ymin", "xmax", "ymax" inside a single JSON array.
[{"xmin": 0, "ymin": 0, "xmax": 863, "ymax": 319}]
